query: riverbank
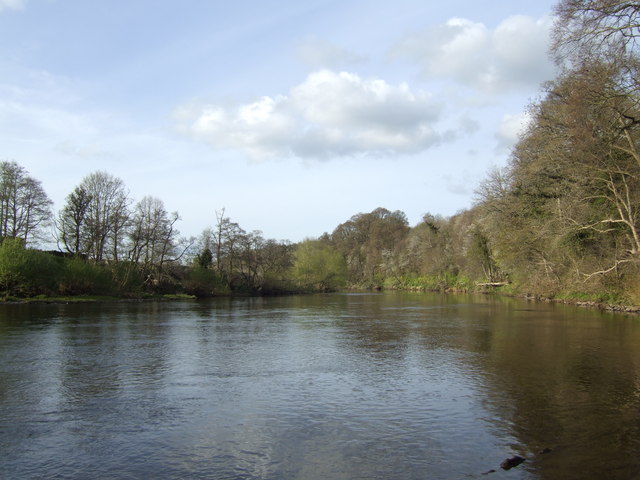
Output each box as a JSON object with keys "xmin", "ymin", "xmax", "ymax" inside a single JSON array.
[
  {"xmin": 517, "ymin": 293, "xmax": 640, "ymax": 314},
  {"xmin": 0, "ymin": 293, "xmax": 197, "ymax": 304},
  {"xmin": 4, "ymin": 286, "xmax": 640, "ymax": 315},
  {"xmin": 374, "ymin": 280, "xmax": 640, "ymax": 315}
]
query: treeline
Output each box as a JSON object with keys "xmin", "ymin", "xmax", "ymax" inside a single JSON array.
[
  {"xmin": 475, "ymin": 0, "xmax": 640, "ymax": 303},
  {"xmin": 323, "ymin": 0, "xmax": 640, "ymax": 304},
  {"xmin": 286, "ymin": 0, "xmax": 640, "ymax": 304},
  {"xmin": 3, "ymin": 0, "xmax": 640, "ymax": 304},
  {"xmin": 0, "ymin": 165, "xmax": 301, "ymax": 298},
  {"xmin": 291, "ymin": 1, "xmax": 640, "ymax": 304}
]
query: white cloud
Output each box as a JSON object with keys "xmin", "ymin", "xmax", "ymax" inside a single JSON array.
[
  {"xmin": 495, "ymin": 112, "xmax": 531, "ymax": 152},
  {"xmin": 297, "ymin": 37, "xmax": 366, "ymax": 69},
  {"xmin": 0, "ymin": 0, "xmax": 25, "ymax": 12},
  {"xmin": 0, "ymin": 98, "xmax": 96, "ymax": 140},
  {"xmin": 177, "ymin": 70, "xmax": 444, "ymax": 160},
  {"xmin": 391, "ymin": 15, "xmax": 555, "ymax": 93}
]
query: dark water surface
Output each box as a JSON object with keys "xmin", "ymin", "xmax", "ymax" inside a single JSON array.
[{"xmin": 1, "ymin": 292, "xmax": 640, "ymax": 479}]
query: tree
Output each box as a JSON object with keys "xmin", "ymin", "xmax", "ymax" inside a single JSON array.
[
  {"xmin": 72, "ymin": 171, "xmax": 130, "ymax": 262},
  {"xmin": 331, "ymin": 207, "xmax": 409, "ymax": 285},
  {"xmin": 211, "ymin": 209, "xmax": 247, "ymax": 278},
  {"xmin": 128, "ymin": 196, "xmax": 180, "ymax": 267},
  {"xmin": 57, "ymin": 185, "xmax": 93, "ymax": 255},
  {"xmin": 553, "ymin": 0, "xmax": 640, "ymax": 63},
  {"xmin": 0, "ymin": 161, "xmax": 52, "ymax": 245},
  {"xmin": 258, "ymin": 239, "xmax": 295, "ymax": 292},
  {"xmin": 195, "ymin": 247, "xmax": 213, "ymax": 269},
  {"xmin": 291, "ymin": 239, "xmax": 347, "ymax": 291}
]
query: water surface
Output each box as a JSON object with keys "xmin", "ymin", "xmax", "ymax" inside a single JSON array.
[{"xmin": 1, "ymin": 292, "xmax": 639, "ymax": 479}]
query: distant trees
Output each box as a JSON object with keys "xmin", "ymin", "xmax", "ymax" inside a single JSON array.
[
  {"xmin": 330, "ymin": 207, "xmax": 409, "ymax": 286},
  {"xmin": 128, "ymin": 196, "xmax": 180, "ymax": 267},
  {"xmin": 57, "ymin": 173, "xmax": 187, "ymax": 272},
  {"xmin": 193, "ymin": 210, "xmax": 295, "ymax": 293},
  {"xmin": 7, "ymin": 0, "xmax": 640, "ymax": 304},
  {"xmin": 0, "ymin": 161, "xmax": 52, "ymax": 245},
  {"xmin": 57, "ymin": 185, "xmax": 92, "ymax": 255},
  {"xmin": 57, "ymin": 171, "xmax": 130, "ymax": 262},
  {"xmin": 80, "ymin": 171, "xmax": 130, "ymax": 262}
]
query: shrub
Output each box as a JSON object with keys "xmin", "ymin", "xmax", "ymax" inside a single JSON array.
[
  {"xmin": 57, "ymin": 257, "xmax": 114, "ymax": 296},
  {"xmin": 183, "ymin": 267, "xmax": 230, "ymax": 297},
  {"xmin": 0, "ymin": 239, "xmax": 61, "ymax": 296}
]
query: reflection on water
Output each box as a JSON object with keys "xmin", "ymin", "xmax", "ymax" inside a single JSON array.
[{"xmin": 1, "ymin": 293, "xmax": 639, "ymax": 479}]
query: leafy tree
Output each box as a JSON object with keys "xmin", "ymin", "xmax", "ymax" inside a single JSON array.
[
  {"xmin": 291, "ymin": 239, "xmax": 347, "ymax": 291},
  {"xmin": 331, "ymin": 207, "xmax": 409, "ymax": 285},
  {"xmin": 469, "ymin": 1, "xmax": 640, "ymax": 299},
  {"xmin": 196, "ymin": 247, "xmax": 213, "ymax": 269}
]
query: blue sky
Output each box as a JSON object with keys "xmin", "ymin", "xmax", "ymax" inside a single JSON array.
[{"xmin": 0, "ymin": 0, "xmax": 558, "ymax": 243}]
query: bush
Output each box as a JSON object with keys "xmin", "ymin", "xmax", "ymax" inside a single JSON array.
[
  {"xmin": 291, "ymin": 240, "xmax": 347, "ymax": 291},
  {"xmin": 58, "ymin": 257, "xmax": 114, "ymax": 295},
  {"xmin": 0, "ymin": 239, "xmax": 61, "ymax": 296},
  {"xmin": 183, "ymin": 267, "xmax": 230, "ymax": 297},
  {"xmin": 107, "ymin": 262, "xmax": 145, "ymax": 296}
]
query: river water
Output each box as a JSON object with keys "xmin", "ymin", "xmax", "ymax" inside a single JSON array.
[{"xmin": 1, "ymin": 292, "xmax": 639, "ymax": 479}]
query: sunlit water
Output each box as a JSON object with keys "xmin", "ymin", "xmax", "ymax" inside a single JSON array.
[{"xmin": 1, "ymin": 292, "xmax": 640, "ymax": 479}]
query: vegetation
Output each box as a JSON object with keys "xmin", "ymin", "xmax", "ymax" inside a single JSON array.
[{"xmin": 2, "ymin": 0, "xmax": 640, "ymax": 305}]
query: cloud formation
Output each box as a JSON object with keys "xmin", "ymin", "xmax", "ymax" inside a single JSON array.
[
  {"xmin": 495, "ymin": 112, "xmax": 531, "ymax": 153},
  {"xmin": 297, "ymin": 37, "xmax": 366, "ymax": 70},
  {"xmin": 0, "ymin": 0, "xmax": 25, "ymax": 12},
  {"xmin": 177, "ymin": 70, "xmax": 443, "ymax": 160},
  {"xmin": 391, "ymin": 15, "xmax": 554, "ymax": 93}
]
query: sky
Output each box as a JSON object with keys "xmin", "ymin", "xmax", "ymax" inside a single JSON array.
[{"xmin": 0, "ymin": 0, "xmax": 559, "ymax": 243}]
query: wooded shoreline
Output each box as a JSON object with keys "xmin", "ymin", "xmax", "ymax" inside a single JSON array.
[{"xmin": 1, "ymin": 2, "xmax": 640, "ymax": 307}]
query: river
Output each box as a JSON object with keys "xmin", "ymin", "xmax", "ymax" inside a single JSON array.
[{"xmin": 1, "ymin": 292, "xmax": 639, "ymax": 479}]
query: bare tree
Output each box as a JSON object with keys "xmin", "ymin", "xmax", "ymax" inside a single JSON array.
[
  {"xmin": 128, "ymin": 196, "xmax": 180, "ymax": 267},
  {"xmin": 0, "ymin": 161, "xmax": 52, "ymax": 245},
  {"xmin": 553, "ymin": 0, "xmax": 640, "ymax": 63},
  {"xmin": 57, "ymin": 185, "xmax": 93, "ymax": 255},
  {"xmin": 75, "ymin": 171, "xmax": 130, "ymax": 262}
]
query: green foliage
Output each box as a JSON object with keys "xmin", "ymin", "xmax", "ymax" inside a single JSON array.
[
  {"xmin": 195, "ymin": 248, "xmax": 213, "ymax": 269},
  {"xmin": 291, "ymin": 239, "xmax": 347, "ymax": 291},
  {"xmin": 0, "ymin": 239, "xmax": 61, "ymax": 296},
  {"xmin": 465, "ymin": 227, "xmax": 502, "ymax": 282},
  {"xmin": 554, "ymin": 291, "xmax": 625, "ymax": 305},
  {"xmin": 57, "ymin": 257, "xmax": 114, "ymax": 296},
  {"xmin": 183, "ymin": 267, "xmax": 230, "ymax": 297},
  {"xmin": 385, "ymin": 273, "xmax": 473, "ymax": 292},
  {"xmin": 107, "ymin": 262, "xmax": 145, "ymax": 296},
  {"xmin": 331, "ymin": 208, "xmax": 409, "ymax": 284}
]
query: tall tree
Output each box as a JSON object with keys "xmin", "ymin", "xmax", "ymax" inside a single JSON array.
[
  {"xmin": 331, "ymin": 208, "xmax": 409, "ymax": 285},
  {"xmin": 57, "ymin": 185, "xmax": 93, "ymax": 255},
  {"xmin": 553, "ymin": 0, "xmax": 640, "ymax": 62},
  {"xmin": 69, "ymin": 171, "xmax": 130, "ymax": 262},
  {"xmin": 212, "ymin": 210, "xmax": 247, "ymax": 278},
  {"xmin": 0, "ymin": 161, "xmax": 52, "ymax": 245},
  {"xmin": 128, "ymin": 196, "xmax": 180, "ymax": 267}
]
